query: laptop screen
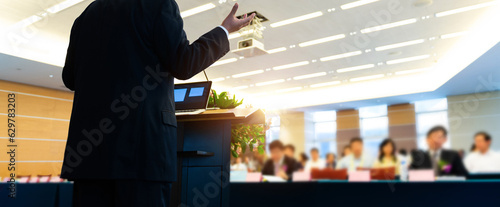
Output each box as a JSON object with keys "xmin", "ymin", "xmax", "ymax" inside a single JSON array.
[{"xmin": 174, "ymin": 81, "xmax": 212, "ymax": 110}]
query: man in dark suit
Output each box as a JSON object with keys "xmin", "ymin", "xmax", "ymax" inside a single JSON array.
[
  {"xmin": 410, "ymin": 126, "xmax": 468, "ymax": 176},
  {"xmin": 262, "ymin": 140, "xmax": 298, "ymax": 181},
  {"xmin": 61, "ymin": 1, "xmax": 254, "ymax": 206}
]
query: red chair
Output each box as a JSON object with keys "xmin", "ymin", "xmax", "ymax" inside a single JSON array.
[
  {"xmin": 37, "ymin": 175, "xmax": 52, "ymax": 183},
  {"xmin": 357, "ymin": 167, "xmax": 396, "ymax": 180},
  {"xmin": 311, "ymin": 168, "xmax": 348, "ymax": 180},
  {"xmin": 16, "ymin": 175, "xmax": 31, "ymax": 183}
]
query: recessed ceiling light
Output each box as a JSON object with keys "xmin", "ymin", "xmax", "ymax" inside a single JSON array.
[
  {"xmin": 46, "ymin": 0, "xmax": 84, "ymax": 13},
  {"xmin": 386, "ymin": 54, "xmax": 430, "ymax": 65},
  {"xmin": 256, "ymin": 79, "xmax": 285, "ymax": 86},
  {"xmin": 375, "ymin": 39, "xmax": 425, "ymax": 51},
  {"xmin": 270, "ymin": 11, "xmax": 323, "ymax": 28},
  {"xmin": 310, "ymin": 81, "xmax": 341, "ymax": 88},
  {"xmin": 293, "ymin": 72, "xmax": 327, "ymax": 80},
  {"xmin": 272, "ymin": 61, "xmax": 309, "ymax": 70},
  {"xmin": 267, "ymin": 47, "xmax": 287, "ymax": 54},
  {"xmin": 298, "ymin": 34, "xmax": 346, "ymax": 47},
  {"xmin": 320, "ymin": 51, "xmax": 362, "ymax": 62},
  {"xmin": 350, "ymin": 74, "xmax": 385, "ymax": 82},
  {"xmin": 395, "ymin": 67, "xmax": 431, "ymax": 75},
  {"xmin": 232, "ymin": 70, "xmax": 264, "ymax": 78},
  {"xmin": 435, "ymin": 1, "xmax": 498, "ymax": 18},
  {"xmin": 212, "ymin": 77, "xmax": 225, "ymax": 82},
  {"xmin": 341, "ymin": 0, "xmax": 379, "ymax": 10},
  {"xmin": 181, "ymin": 3, "xmax": 216, "ymax": 18},
  {"xmin": 440, "ymin": 31, "xmax": 469, "ymax": 39},
  {"xmin": 276, "ymin": 87, "xmax": 302, "ymax": 93},
  {"xmin": 210, "ymin": 58, "xmax": 237, "ymax": 67},
  {"xmin": 49, "ymin": 74, "xmax": 54, "ymax": 78},
  {"xmin": 361, "ymin": 18, "xmax": 417, "ymax": 33},
  {"xmin": 336, "ymin": 64, "xmax": 375, "ymax": 73}
]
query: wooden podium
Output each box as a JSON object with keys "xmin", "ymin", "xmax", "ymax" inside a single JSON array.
[{"xmin": 170, "ymin": 108, "xmax": 265, "ymax": 207}]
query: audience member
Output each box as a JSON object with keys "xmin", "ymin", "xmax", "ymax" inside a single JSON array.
[
  {"xmin": 373, "ymin": 139, "xmax": 400, "ymax": 175},
  {"xmin": 464, "ymin": 132, "xmax": 500, "ymax": 173},
  {"xmin": 298, "ymin": 153, "xmax": 309, "ymax": 171},
  {"xmin": 336, "ymin": 137, "xmax": 373, "ymax": 172},
  {"xmin": 304, "ymin": 148, "xmax": 326, "ymax": 172},
  {"xmin": 410, "ymin": 126, "xmax": 468, "ymax": 176},
  {"xmin": 262, "ymin": 140, "xmax": 298, "ymax": 181},
  {"xmin": 341, "ymin": 145, "xmax": 352, "ymax": 158},
  {"xmin": 231, "ymin": 157, "xmax": 248, "ymax": 171},
  {"xmin": 284, "ymin": 144, "xmax": 303, "ymax": 170},
  {"xmin": 325, "ymin": 153, "xmax": 336, "ymax": 169}
]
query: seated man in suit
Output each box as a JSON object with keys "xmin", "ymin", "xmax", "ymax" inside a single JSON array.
[
  {"xmin": 262, "ymin": 140, "xmax": 298, "ymax": 181},
  {"xmin": 410, "ymin": 126, "xmax": 468, "ymax": 176}
]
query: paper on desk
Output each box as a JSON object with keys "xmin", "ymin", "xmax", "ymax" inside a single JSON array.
[
  {"xmin": 409, "ymin": 170, "xmax": 435, "ymax": 182},
  {"xmin": 230, "ymin": 170, "xmax": 248, "ymax": 182},
  {"xmin": 262, "ymin": 175, "xmax": 286, "ymax": 182}
]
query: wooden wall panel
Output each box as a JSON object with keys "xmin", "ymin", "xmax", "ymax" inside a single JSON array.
[{"xmin": 0, "ymin": 80, "xmax": 73, "ymax": 178}]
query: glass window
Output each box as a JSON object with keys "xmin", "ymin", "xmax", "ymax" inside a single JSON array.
[
  {"xmin": 415, "ymin": 98, "xmax": 450, "ymax": 149},
  {"xmin": 359, "ymin": 105, "xmax": 389, "ymax": 156},
  {"xmin": 266, "ymin": 115, "xmax": 280, "ymax": 146},
  {"xmin": 306, "ymin": 111, "xmax": 337, "ymax": 157}
]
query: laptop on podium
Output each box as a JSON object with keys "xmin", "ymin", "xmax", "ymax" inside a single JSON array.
[{"xmin": 174, "ymin": 81, "xmax": 212, "ymax": 115}]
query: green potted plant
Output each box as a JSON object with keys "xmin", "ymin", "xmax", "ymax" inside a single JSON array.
[{"xmin": 208, "ymin": 90, "xmax": 243, "ymax": 109}]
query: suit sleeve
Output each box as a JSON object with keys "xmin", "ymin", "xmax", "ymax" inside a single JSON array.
[
  {"xmin": 153, "ymin": 0, "xmax": 230, "ymax": 80},
  {"xmin": 452, "ymin": 152, "xmax": 469, "ymax": 176},
  {"xmin": 62, "ymin": 17, "xmax": 81, "ymax": 91}
]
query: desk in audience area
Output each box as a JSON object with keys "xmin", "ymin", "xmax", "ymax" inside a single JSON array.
[{"xmin": 1, "ymin": 180, "xmax": 500, "ymax": 207}]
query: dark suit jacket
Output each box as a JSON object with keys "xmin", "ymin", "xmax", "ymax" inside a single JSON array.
[
  {"xmin": 262, "ymin": 156, "xmax": 298, "ymax": 181},
  {"xmin": 60, "ymin": 0, "xmax": 229, "ymax": 182},
  {"xmin": 410, "ymin": 149, "xmax": 468, "ymax": 177}
]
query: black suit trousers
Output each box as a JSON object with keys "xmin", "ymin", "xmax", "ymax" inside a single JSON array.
[{"xmin": 72, "ymin": 179, "xmax": 172, "ymax": 207}]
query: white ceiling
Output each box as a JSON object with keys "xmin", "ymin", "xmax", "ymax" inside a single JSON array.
[{"xmin": 1, "ymin": 0, "xmax": 499, "ymax": 109}]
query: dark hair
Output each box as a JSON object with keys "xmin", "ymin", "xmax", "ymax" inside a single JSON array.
[
  {"xmin": 470, "ymin": 144, "xmax": 476, "ymax": 152},
  {"xmin": 269, "ymin": 140, "xmax": 284, "ymax": 150},
  {"xmin": 427, "ymin": 126, "xmax": 447, "ymax": 138},
  {"xmin": 474, "ymin": 131, "xmax": 492, "ymax": 142},
  {"xmin": 299, "ymin": 152, "xmax": 309, "ymax": 162},
  {"xmin": 341, "ymin": 145, "xmax": 351, "ymax": 157},
  {"xmin": 326, "ymin": 153, "xmax": 336, "ymax": 159},
  {"xmin": 310, "ymin": 147, "xmax": 319, "ymax": 153},
  {"xmin": 379, "ymin": 138, "xmax": 397, "ymax": 163},
  {"xmin": 350, "ymin": 137, "xmax": 363, "ymax": 146},
  {"xmin": 284, "ymin": 144, "xmax": 296, "ymax": 152},
  {"xmin": 399, "ymin": 149, "xmax": 407, "ymax": 156}
]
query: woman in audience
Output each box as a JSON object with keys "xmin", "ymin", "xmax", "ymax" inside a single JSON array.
[
  {"xmin": 298, "ymin": 153, "xmax": 309, "ymax": 171},
  {"xmin": 373, "ymin": 138, "xmax": 400, "ymax": 175}
]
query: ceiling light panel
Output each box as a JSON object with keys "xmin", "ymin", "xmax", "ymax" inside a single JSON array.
[
  {"xmin": 270, "ymin": 11, "xmax": 323, "ymax": 28},
  {"xmin": 435, "ymin": 1, "xmax": 498, "ymax": 18},
  {"xmin": 336, "ymin": 64, "xmax": 375, "ymax": 73},
  {"xmin": 232, "ymin": 70, "xmax": 264, "ymax": 78},
  {"xmin": 298, "ymin": 34, "xmax": 346, "ymax": 47},
  {"xmin": 386, "ymin": 55, "xmax": 430, "ymax": 65},
  {"xmin": 293, "ymin": 72, "xmax": 327, "ymax": 80},
  {"xmin": 341, "ymin": 0, "xmax": 380, "ymax": 10},
  {"xmin": 320, "ymin": 51, "xmax": 362, "ymax": 62},
  {"xmin": 361, "ymin": 18, "xmax": 417, "ymax": 33},
  {"xmin": 272, "ymin": 61, "xmax": 309, "ymax": 70},
  {"xmin": 181, "ymin": 3, "xmax": 216, "ymax": 18},
  {"xmin": 375, "ymin": 39, "xmax": 425, "ymax": 51},
  {"xmin": 256, "ymin": 79, "xmax": 285, "ymax": 86}
]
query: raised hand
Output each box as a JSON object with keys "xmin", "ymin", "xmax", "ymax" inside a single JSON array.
[{"xmin": 221, "ymin": 3, "xmax": 256, "ymax": 34}]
